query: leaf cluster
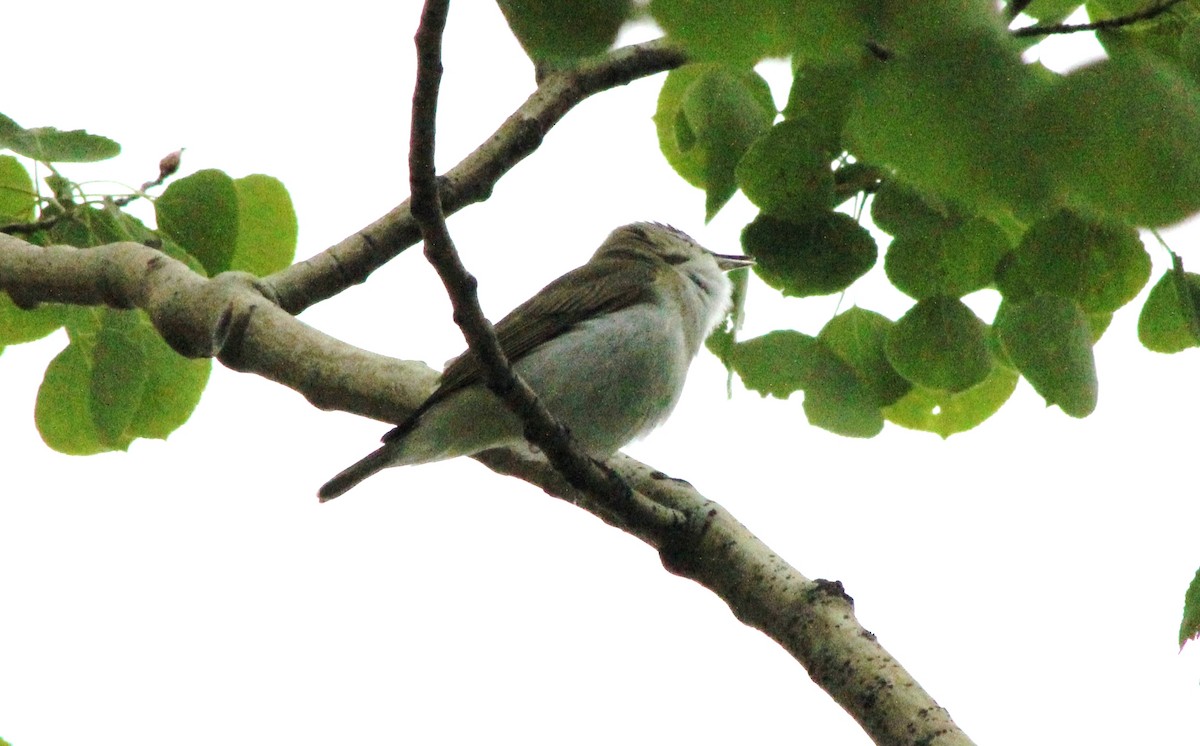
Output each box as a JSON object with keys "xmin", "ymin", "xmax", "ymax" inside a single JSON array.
[
  {"xmin": 495, "ymin": 0, "xmax": 1200, "ymax": 438},
  {"xmin": 0, "ymin": 119, "xmax": 296, "ymax": 454}
]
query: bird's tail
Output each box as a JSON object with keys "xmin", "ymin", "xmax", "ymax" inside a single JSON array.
[{"xmin": 318, "ymin": 446, "xmax": 393, "ymax": 502}]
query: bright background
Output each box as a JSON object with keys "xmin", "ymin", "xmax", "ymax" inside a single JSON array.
[{"xmin": 2, "ymin": 3, "xmax": 1199, "ymax": 745}]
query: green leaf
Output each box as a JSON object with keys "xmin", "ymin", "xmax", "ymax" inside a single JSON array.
[
  {"xmin": 0, "ymin": 292, "xmax": 68, "ymax": 345},
  {"xmin": 782, "ymin": 61, "xmax": 863, "ymax": 156},
  {"xmin": 654, "ymin": 64, "xmax": 776, "ymax": 220},
  {"xmin": 818, "ymin": 306, "xmax": 911, "ymax": 406},
  {"xmin": 35, "ymin": 308, "xmax": 210, "ymax": 455},
  {"xmin": 497, "ymin": 0, "xmax": 630, "ymax": 62},
  {"xmin": 132, "ymin": 323, "xmax": 212, "ymax": 439},
  {"xmin": 845, "ymin": 29, "xmax": 1052, "ymax": 217},
  {"xmin": 0, "ymin": 112, "xmax": 120, "ymax": 163},
  {"xmin": 1179, "ymin": 19, "xmax": 1200, "ymax": 83},
  {"xmin": 1034, "ymin": 52, "xmax": 1200, "ymax": 226},
  {"xmin": 799, "ymin": 354, "xmax": 885, "ymax": 438},
  {"xmin": 650, "ymin": 0, "xmax": 799, "ymax": 64},
  {"xmin": 1179, "ymin": 567, "xmax": 1200, "ymax": 649},
  {"xmin": 36, "ymin": 310, "xmax": 106, "ymax": 455},
  {"xmin": 44, "ymin": 205, "xmax": 122, "ymax": 247},
  {"xmin": 1002, "ymin": 210, "xmax": 1149, "ymax": 312},
  {"xmin": 742, "ymin": 211, "xmax": 877, "ymax": 297},
  {"xmin": 0, "ymin": 154, "xmax": 35, "ymax": 222},
  {"xmin": 729, "ymin": 329, "xmax": 815, "ymax": 398},
  {"xmin": 229, "ymin": 174, "xmax": 298, "ymax": 276},
  {"xmin": 89, "ymin": 308, "xmax": 149, "ymax": 446},
  {"xmin": 1020, "ymin": 0, "xmax": 1082, "ymax": 22},
  {"xmin": 869, "ymin": 178, "xmax": 962, "ymax": 237},
  {"xmin": 1138, "ymin": 270, "xmax": 1200, "ymax": 353},
  {"xmin": 884, "ymin": 216, "xmax": 1009, "ymax": 299},
  {"xmin": 650, "ymin": 0, "xmax": 877, "ymax": 64},
  {"xmin": 1094, "ymin": 0, "xmax": 1188, "ymax": 64},
  {"xmin": 886, "ymin": 296, "xmax": 993, "ymax": 392},
  {"xmin": 736, "ymin": 121, "xmax": 834, "ymax": 222},
  {"xmin": 156, "ymin": 169, "xmax": 239, "ymax": 275},
  {"xmin": 997, "ymin": 294, "xmax": 1097, "ymax": 417},
  {"xmin": 792, "ymin": 0, "xmax": 878, "ymax": 63},
  {"xmin": 730, "ymin": 330, "xmax": 883, "ymax": 437},
  {"xmin": 883, "ymin": 363, "xmax": 1019, "ymax": 438}
]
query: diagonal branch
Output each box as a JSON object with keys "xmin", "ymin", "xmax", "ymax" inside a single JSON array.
[
  {"xmin": 0, "ymin": 231, "xmax": 975, "ymax": 746},
  {"xmin": 266, "ymin": 38, "xmax": 686, "ymax": 315},
  {"xmin": 1013, "ymin": 0, "xmax": 1186, "ymax": 37},
  {"xmin": 406, "ymin": 0, "xmax": 685, "ymax": 533}
]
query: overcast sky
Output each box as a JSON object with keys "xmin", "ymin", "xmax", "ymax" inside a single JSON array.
[{"xmin": 3, "ymin": 3, "xmax": 1200, "ymax": 745}]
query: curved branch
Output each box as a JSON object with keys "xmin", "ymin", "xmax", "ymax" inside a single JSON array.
[
  {"xmin": 264, "ymin": 38, "xmax": 685, "ymax": 315},
  {"xmin": 1013, "ymin": 0, "xmax": 1185, "ymax": 38},
  {"xmin": 0, "ymin": 230, "xmax": 976, "ymax": 745}
]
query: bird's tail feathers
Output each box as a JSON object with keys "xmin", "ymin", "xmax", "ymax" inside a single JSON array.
[{"xmin": 318, "ymin": 446, "xmax": 393, "ymax": 502}]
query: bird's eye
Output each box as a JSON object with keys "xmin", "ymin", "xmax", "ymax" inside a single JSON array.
[{"xmin": 663, "ymin": 253, "xmax": 690, "ymax": 265}]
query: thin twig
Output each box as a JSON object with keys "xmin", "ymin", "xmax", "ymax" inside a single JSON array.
[
  {"xmin": 1013, "ymin": 0, "xmax": 1186, "ymax": 37},
  {"xmin": 406, "ymin": 0, "xmax": 685, "ymax": 532}
]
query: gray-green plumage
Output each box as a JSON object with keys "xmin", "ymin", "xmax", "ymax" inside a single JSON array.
[{"xmin": 318, "ymin": 222, "xmax": 752, "ymax": 502}]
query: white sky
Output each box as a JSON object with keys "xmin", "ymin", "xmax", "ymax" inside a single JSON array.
[{"xmin": 3, "ymin": 3, "xmax": 1199, "ymax": 745}]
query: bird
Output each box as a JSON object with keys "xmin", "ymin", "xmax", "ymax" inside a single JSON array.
[{"xmin": 318, "ymin": 222, "xmax": 753, "ymax": 501}]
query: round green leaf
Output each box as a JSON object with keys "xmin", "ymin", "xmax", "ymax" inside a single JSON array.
[
  {"xmin": 654, "ymin": 65, "xmax": 776, "ymax": 220},
  {"xmin": 1004, "ymin": 210, "xmax": 1150, "ymax": 312},
  {"xmin": 845, "ymin": 30, "xmax": 1051, "ymax": 217},
  {"xmin": 132, "ymin": 326, "xmax": 212, "ymax": 440},
  {"xmin": 729, "ymin": 329, "xmax": 816, "ymax": 398},
  {"xmin": 997, "ymin": 294, "xmax": 1097, "ymax": 417},
  {"xmin": 0, "ymin": 154, "xmax": 35, "ymax": 222},
  {"xmin": 1035, "ymin": 52, "xmax": 1200, "ymax": 226},
  {"xmin": 792, "ymin": 0, "xmax": 878, "ymax": 63},
  {"xmin": 884, "ymin": 216, "xmax": 1009, "ymax": 299},
  {"xmin": 230, "ymin": 174, "xmax": 298, "ymax": 276},
  {"xmin": 1138, "ymin": 270, "xmax": 1200, "ymax": 353},
  {"xmin": 736, "ymin": 121, "xmax": 834, "ymax": 221},
  {"xmin": 886, "ymin": 296, "xmax": 993, "ymax": 393},
  {"xmin": 156, "ymin": 169, "xmax": 239, "ymax": 275},
  {"xmin": 34, "ymin": 307, "xmax": 211, "ymax": 455},
  {"xmin": 36, "ymin": 343, "xmax": 107, "ymax": 455},
  {"xmin": 498, "ymin": 0, "xmax": 630, "ymax": 62},
  {"xmin": 1094, "ymin": 1, "xmax": 1188, "ymax": 65},
  {"xmin": 89, "ymin": 309, "xmax": 149, "ymax": 447},
  {"xmin": 883, "ymin": 363, "xmax": 1018, "ymax": 438},
  {"xmin": 818, "ymin": 306, "xmax": 911, "ymax": 406},
  {"xmin": 650, "ymin": 0, "xmax": 798, "ymax": 64},
  {"xmin": 870, "ymin": 178, "xmax": 960, "ymax": 237},
  {"xmin": 1021, "ymin": 0, "xmax": 1082, "ymax": 22},
  {"xmin": 0, "ymin": 292, "xmax": 67, "ymax": 345},
  {"xmin": 729, "ymin": 330, "xmax": 883, "ymax": 437},
  {"xmin": 743, "ymin": 211, "xmax": 877, "ymax": 297},
  {"xmin": 782, "ymin": 60, "xmax": 863, "ymax": 156},
  {"xmin": 1178, "ymin": 20, "xmax": 1200, "ymax": 83},
  {"xmin": 799, "ymin": 351, "xmax": 885, "ymax": 438}
]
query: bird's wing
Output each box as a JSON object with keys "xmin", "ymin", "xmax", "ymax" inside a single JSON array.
[{"xmin": 381, "ymin": 257, "xmax": 658, "ymax": 444}]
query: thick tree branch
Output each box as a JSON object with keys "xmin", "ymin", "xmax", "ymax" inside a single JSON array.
[
  {"xmin": 407, "ymin": 0, "xmax": 685, "ymax": 533},
  {"xmin": 0, "ymin": 234, "xmax": 437, "ymax": 423},
  {"xmin": 0, "ymin": 231, "xmax": 974, "ymax": 745},
  {"xmin": 1013, "ymin": 0, "xmax": 1185, "ymax": 37},
  {"xmin": 265, "ymin": 37, "xmax": 686, "ymax": 315}
]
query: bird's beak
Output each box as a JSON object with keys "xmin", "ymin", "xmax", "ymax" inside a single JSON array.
[{"xmin": 713, "ymin": 252, "xmax": 755, "ymax": 271}]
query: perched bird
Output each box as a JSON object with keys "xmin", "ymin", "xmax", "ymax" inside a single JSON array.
[{"xmin": 318, "ymin": 222, "xmax": 752, "ymax": 501}]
